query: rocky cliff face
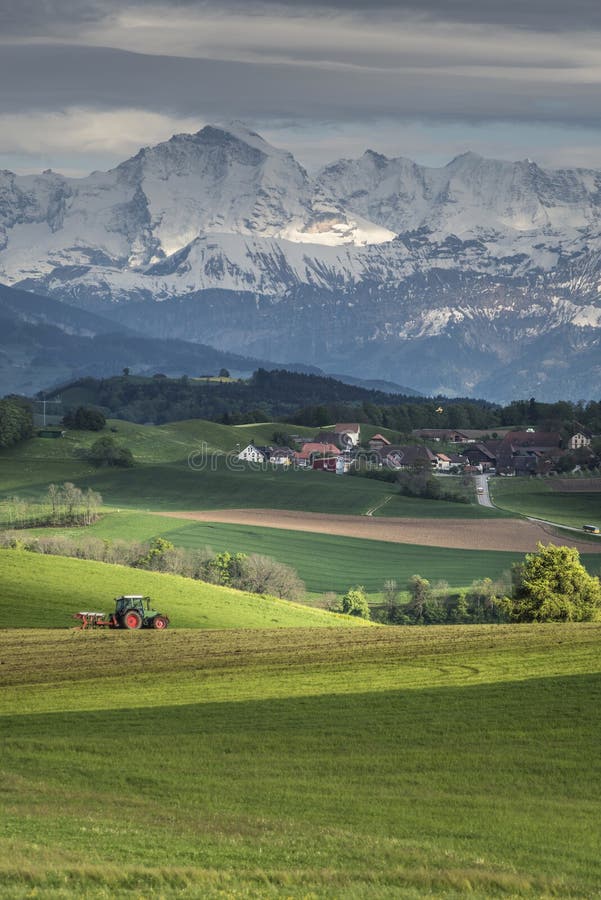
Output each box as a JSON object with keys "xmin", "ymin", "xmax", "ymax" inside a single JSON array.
[{"xmin": 2, "ymin": 123, "xmax": 601, "ymax": 400}]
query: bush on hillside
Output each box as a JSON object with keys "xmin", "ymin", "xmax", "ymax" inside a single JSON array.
[
  {"xmin": 87, "ymin": 436, "xmax": 134, "ymax": 468},
  {"xmin": 340, "ymin": 586, "xmax": 370, "ymax": 619}
]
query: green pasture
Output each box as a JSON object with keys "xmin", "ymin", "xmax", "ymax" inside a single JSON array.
[
  {"xmin": 0, "ymin": 455, "xmax": 506, "ymax": 521},
  {"xmin": 31, "ymin": 510, "xmax": 527, "ymax": 594},
  {"xmin": 0, "ymin": 419, "xmax": 511, "ymax": 519},
  {"xmin": 1, "ymin": 624, "xmax": 601, "ymax": 897},
  {"xmin": 0, "ymin": 550, "xmax": 366, "ymax": 630},
  {"xmin": 491, "ymin": 477, "xmax": 601, "ymax": 528},
  {"xmin": 376, "ymin": 490, "xmax": 512, "ymax": 518}
]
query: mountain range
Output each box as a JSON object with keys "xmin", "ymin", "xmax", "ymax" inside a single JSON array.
[{"xmin": 2, "ymin": 122, "xmax": 601, "ymax": 401}]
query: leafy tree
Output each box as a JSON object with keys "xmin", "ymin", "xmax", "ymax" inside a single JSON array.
[
  {"xmin": 405, "ymin": 575, "xmax": 432, "ymax": 624},
  {"xmin": 0, "ymin": 396, "xmax": 33, "ymax": 447},
  {"xmin": 506, "ymin": 543, "xmax": 601, "ymax": 622},
  {"xmin": 341, "ymin": 586, "xmax": 371, "ymax": 619},
  {"xmin": 219, "ymin": 368, "xmax": 230, "ymax": 378},
  {"xmin": 63, "ymin": 406, "xmax": 106, "ymax": 431},
  {"xmin": 208, "ymin": 550, "xmax": 247, "ymax": 585},
  {"xmin": 87, "ymin": 436, "xmax": 134, "ymax": 468},
  {"xmin": 136, "ymin": 537, "xmax": 176, "ymax": 570}
]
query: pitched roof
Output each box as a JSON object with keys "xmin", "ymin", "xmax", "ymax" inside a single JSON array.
[
  {"xmin": 334, "ymin": 423, "xmax": 360, "ymax": 433},
  {"xmin": 369, "ymin": 433, "xmax": 391, "ymax": 445},
  {"xmin": 295, "ymin": 442, "xmax": 341, "ymax": 460},
  {"xmin": 502, "ymin": 431, "xmax": 561, "ymax": 448}
]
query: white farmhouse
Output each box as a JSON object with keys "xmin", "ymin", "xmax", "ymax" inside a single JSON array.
[{"xmin": 237, "ymin": 444, "xmax": 268, "ymax": 463}]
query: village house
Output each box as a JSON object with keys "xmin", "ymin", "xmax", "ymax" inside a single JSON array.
[
  {"xmin": 434, "ymin": 452, "xmax": 452, "ymax": 472},
  {"xmin": 567, "ymin": 427, "xmax": 593, "ymax": 450},
  {"xmin": 463, "ymin": 442, "xmax": 498, "ymax": 471},
  {"xmin": 495, "ymin": 431, "xmax": 563, "ymax": 475},
  {"xmin": 368, "ymin": 433, "xmax": 391, "ymax": 450},
  {"xmin": 333, "ymin": 423, "xmax": 361, "ymax": 447},
  {"xmin": 294, "ymin": 442, "xmax": 341, "ymax": 468},
  {"xmin": 411, "ymin": 428, "xmax": 472, "ymax": 443},
  {"xmin": 236, "ymin": 443, "xmax": 269, "ymax": 463},
  {"xmin": 372, "ymin": 444, "xmax": 438, "ymax": 470}
]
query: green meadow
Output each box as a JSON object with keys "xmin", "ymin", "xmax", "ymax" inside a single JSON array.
[
  {"xmin": 0, "ymin": 420, "xmax": 507, "ymax": 517},
  {"xmin": 0, "ymin": 550, "xmax": 366, "ymax": 630},
  {"xmin": 2, "ymin": 624, "xmax": 601, "ymax": 898},
  {"xmin": 490, "ymin": 477, "xmax": 601, "ymax": 528}
]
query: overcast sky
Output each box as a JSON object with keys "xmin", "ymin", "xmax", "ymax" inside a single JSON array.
[{"xmin": 2, "ymin": 0, "xmax": 601, "ymax": 174}]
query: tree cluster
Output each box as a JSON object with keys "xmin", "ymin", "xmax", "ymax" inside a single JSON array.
[
  {"xmin": 0, "ymin": 395, "xmax": 33, "ymax": 448},
  {"xmin": 0, "ymin": 483, "xmax": 102, "ymax": 529},
  {"xmin": 396, "ymin": 465, "xmax": 471, "ymax": 503},
  {"xmin": 374, "ymin": 576, "xmax": 509, "ymax": 625},
  {"xmin": 63, "ymin": 406, "xmax": 106, "ymax": 431},
  {"xmin": 85, "ymin": 436, "xmax": 134, "ymax": 468}
]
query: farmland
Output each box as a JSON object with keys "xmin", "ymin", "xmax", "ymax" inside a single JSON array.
[
  {"xmin": 491, "ymin": 477, "xmax": 601, "ymax": 528},
  {"xmin": 2, "ymin": 624, "xmax": 601, "ymax": 898},
  {"xmin": 23, "ymin": 510, "xmax": 529, "ymax": 594}
]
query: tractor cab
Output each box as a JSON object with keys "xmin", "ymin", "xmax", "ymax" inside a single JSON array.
[{"xmin": 114, "ymin": 595, "xmax": 169, "ymax": 630}]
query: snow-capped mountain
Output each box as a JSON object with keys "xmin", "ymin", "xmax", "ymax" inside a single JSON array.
[{"xmin": 2, "ymin": 123, "xmax": 601, "ymax": 400}]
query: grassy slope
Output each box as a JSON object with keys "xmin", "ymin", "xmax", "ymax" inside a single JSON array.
[
  {"xmin": 0, "ymin": 551, "xmax": 366, "ymax": 630},
  {"xmin": 491, "ymin": 477, "xmax": 601, "ymax": 528},
  {"xmin": 1, "ymin": 625, "xmax": 600, "ymax": 898}
]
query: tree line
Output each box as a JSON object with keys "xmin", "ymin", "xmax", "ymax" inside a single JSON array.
[
  {"xmin": 42, "ymin": 373, "xmax": 601, "ymax": 435},
  {"xmin": 369, "ymin": 544, "xmax": 601, "ymax": 624}
]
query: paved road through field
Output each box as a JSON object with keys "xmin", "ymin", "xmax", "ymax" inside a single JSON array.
[{"xmin": 475, "ymin": 473, "xmax": 495, "ymax": 508}]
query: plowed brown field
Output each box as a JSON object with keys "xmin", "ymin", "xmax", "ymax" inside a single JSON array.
[{"xmin": 157, "ymin": 508, "xmax": 601, "ymax": 553}]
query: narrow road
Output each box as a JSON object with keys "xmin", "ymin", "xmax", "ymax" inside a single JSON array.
[{"xmin": 475, "ymin": 473, "xmax": 494, "ymax": 508}]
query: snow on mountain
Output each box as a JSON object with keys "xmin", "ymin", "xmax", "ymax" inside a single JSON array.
[{"xmin": 2, "ymin": 122, "xmax": 601, "ymax": 400}]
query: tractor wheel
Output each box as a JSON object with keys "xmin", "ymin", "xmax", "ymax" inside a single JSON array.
[
  {"xmin": 153, "ymin": 615, "xmax": 168, "ymax": 630},
  {"xmin": 122, "ymin": 610, "xmax": 142, "ymax": 630}
]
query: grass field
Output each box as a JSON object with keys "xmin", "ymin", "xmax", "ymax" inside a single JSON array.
[
  {"xmin": 491, "ymin": 477, "xmax": 601, "ymax": 528},
  {"xmin": 0, "ymin": 451, "xmax": 508, "ymax": 518},
  {"xmin": 0, "ymin": 550, "xmax": 367, "ymax": 630},
  {"xmin": 1, "ymin": 624, "xmax": 600, "ymax": 897},
  {"xmin": 0, "ymin": 421, "xmax": 509, "ymax": 518},
  {"xmin": 27, "ymin": 510, "xmax": 529, "ymax": 594}
]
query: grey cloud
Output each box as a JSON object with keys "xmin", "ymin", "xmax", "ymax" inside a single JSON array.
[
  {"xmin": 3, "ymin": 0, "xmax": 601, "ymax": 35},
  {"xmin": 0, "ymin": 0, "xmax": 109, "ymax": 34},
  {"xmin": 1, "ymin": 43, "xmax": 600, "ymax": 130}
]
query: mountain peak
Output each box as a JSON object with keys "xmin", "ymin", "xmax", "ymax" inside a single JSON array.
[
  {"xmin": 194, "ymin": 122, "xmax": 285, "ymax": 158},
  {"xmin": 446, "ymin": 150, "xmax": 484, "ymax": 167}
]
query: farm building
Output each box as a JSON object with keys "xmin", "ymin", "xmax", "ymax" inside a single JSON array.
[{"xmin": 237, "ymin": 444, "xmax": 269, "ymax": 463}]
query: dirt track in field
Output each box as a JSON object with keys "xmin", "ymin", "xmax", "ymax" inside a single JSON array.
[{"xmin": 157, "ymin": 508, "xmax": 601, "ymax": 553}]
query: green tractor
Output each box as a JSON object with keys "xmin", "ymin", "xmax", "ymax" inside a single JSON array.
[{"xmin": 115, "ymin": 595, "xmax": 170, "ymax": 630}]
